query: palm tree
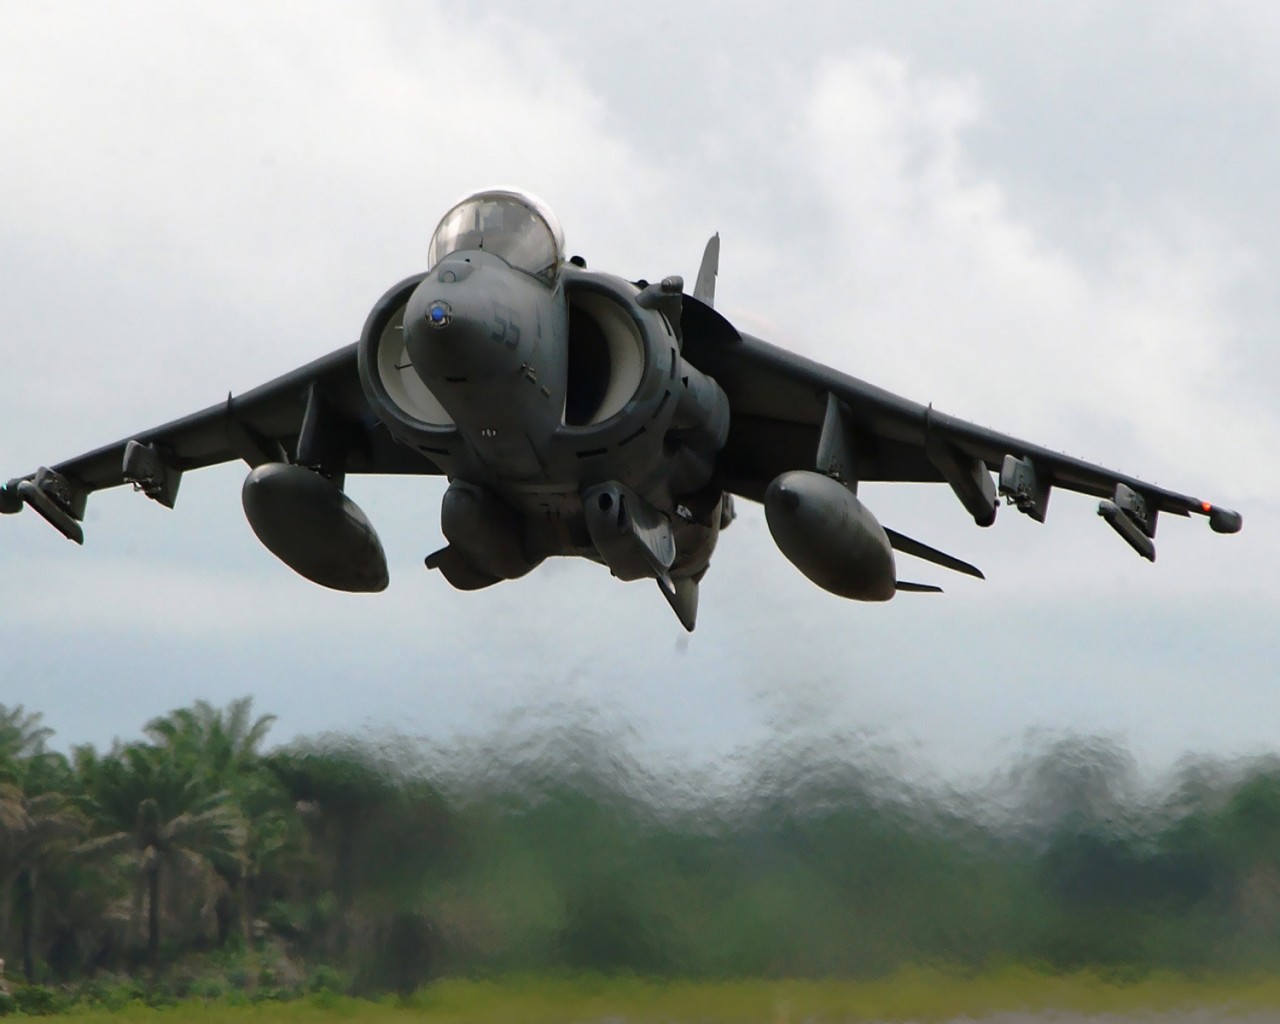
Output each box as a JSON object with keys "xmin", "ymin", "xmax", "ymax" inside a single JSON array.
[
  {"xmin": 143, "ymin": 698, "xmax": 284, "ymax": 947},
  {"xmin": 0, "ymin": 778, "xmax": 27, "ymax": 965},
  {"xmin": 0, "ymin": 759, "xmax": 83, "ymax": 982},
  {"xmin": 144, "ymin": 697, "xmax": 277, "ymax": 796},
  {"xmin": 0, "ymin": 706, "xmax": 53, "ymax": 766},
  {"xmin": 78, "ymin": 744, "xmax": 245, "ymax": 969}
]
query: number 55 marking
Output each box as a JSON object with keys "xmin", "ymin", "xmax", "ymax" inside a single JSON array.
[{"xmin": 491, "ymin": 302, "xmax": 521, "ymax": 349}]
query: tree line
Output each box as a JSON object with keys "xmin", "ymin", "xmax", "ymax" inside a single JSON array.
[{"xmin": 4, "ymin": 699, "xmax": 1280, "ymax": 1000}]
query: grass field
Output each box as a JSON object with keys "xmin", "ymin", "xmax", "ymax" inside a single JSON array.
[{"xmin": 31, "ymin": 969, "xmax": 1280, "ymax": 1023}]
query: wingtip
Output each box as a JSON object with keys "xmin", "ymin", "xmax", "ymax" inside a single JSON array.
[
  {"xmin": 1207, "ymin": 505, "xmax": 1242, "ymax": 534},
  {"xmin": 0, "ymin": 480, "xmax": 23, "ymax": 515}
]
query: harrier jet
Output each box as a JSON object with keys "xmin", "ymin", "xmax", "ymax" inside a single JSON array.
[{"xmin": 1, "ymin": 189, "xmax": 1242, "ymax": 630}]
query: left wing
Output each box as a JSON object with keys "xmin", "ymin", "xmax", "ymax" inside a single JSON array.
[
  {"xmin": 682, "ymin": 300, "xmax": 1242, "ymax": 561},
  {"xmin": 1, "ymin": 343, "xmax": 439, "ymax": 544}
]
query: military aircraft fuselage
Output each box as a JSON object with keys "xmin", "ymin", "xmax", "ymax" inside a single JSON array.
[
  {"xmin": 357, "ymin": 242, "xmax": 732, "ymax": 603},
  {"xmin": 3, "ymin": 187, "xmax": 1241, "ymax": 633}
]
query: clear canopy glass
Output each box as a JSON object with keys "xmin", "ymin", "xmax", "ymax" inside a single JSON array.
[{"xmin": 427, "ymin": 189, "xmax": 565, "ymax": 283}]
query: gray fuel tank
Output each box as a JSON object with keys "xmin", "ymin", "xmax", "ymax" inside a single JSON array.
[
  {"xmin": 764, "ymin": 470, "xmax": 896, "ymax": 602},
  {"xmin": 241, "ymin": 463, "xmax": 388, "ymax": 593}
]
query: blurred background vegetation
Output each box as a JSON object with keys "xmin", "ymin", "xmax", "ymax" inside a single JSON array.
[{"xmin": 4, "ymin": 696, "xmax": 1280, "ymax": 1006}]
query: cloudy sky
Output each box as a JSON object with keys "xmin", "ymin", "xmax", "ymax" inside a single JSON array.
[{"xmin": 1, "ymin": 2, "xmax": 1276, "ymax": 784}]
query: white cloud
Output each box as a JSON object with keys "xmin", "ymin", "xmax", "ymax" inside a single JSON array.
[
  {"xmin": 759, "ymin": 51, "xmax": 1275, "ymax": 509},
  {"xmin": 0, "ymin": 4, "xmax": 684, "ymax": 468}
]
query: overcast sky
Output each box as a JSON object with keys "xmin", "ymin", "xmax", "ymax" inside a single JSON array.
[{"xmin": 1, "ymin": 2, "xmax": 1276, "ymax": 786}]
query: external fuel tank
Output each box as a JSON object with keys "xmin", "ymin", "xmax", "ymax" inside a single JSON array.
[{"xmin": 764, "ymin": 470, "xmax": 896, "ymax": 602}]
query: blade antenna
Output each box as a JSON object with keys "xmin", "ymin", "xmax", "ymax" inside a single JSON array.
[{"xmin": 693, "ymin": 233, "xmax": 719, "ymax": 307}]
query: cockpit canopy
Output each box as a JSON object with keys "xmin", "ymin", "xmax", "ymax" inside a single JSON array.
[{"xmin": 427, "ymin": 189, "xmax": 565, "ymax": 284}]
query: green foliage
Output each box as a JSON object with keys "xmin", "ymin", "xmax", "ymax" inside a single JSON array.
[
  {"xmin": 11, "ymin": 698, "xmax": 1280, "ymax": 998},
  {"xmin": 10, "ymin": 985, "xmax": 62, "ymax": 1015},
  {"xmin": 0, "ymin": 706, "xmax": 53, "ymax": 767},
  {"xmin": 305, "ymin": 965, "xmax": 346, "ymax": 994},
  {"xmin": 74, "ymin": 739, "xmax": 247, "ymax": 971},
  {"xmin": 78, "ymin": 979, "xmax": 150, "ymax": 1011}
]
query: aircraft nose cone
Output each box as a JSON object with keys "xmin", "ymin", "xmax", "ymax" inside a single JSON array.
[
  {"xmin": 425, "ymin": 300, "xmax": 452, "ymax": 328},
  {"xmin": 402, "ymin": 248, "xmax": 549, "ymax": 385},
  {"xmin": 402, "ymin": 265, "xmax": 502, "ymax": 379}
]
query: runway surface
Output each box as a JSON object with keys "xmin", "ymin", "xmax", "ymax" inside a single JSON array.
[{"xmin": 913, "ymin": 1014, "xmax": 1276, "ymax": 1024}]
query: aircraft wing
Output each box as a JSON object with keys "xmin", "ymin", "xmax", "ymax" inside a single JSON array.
[
  {"xmin": 1, "ymin": 342, "xmax": 439, "ymax": 543},
  {"xmin": 682, "ymin": 308, "xmax": 1242, "ymax": 554}
]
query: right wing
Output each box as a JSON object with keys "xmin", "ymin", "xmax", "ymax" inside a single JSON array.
[
  {"xmin": 681, "ymin": 297, "xmax": 1242, "ymax": 562},
  {"xmin": 1, "ymin": 343, "xmax": 439, "ymax": 543}
]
